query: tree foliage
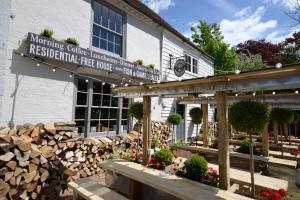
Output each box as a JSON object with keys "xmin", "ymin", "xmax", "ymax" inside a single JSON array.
[
  {"xmin": 270, "ymin": 108, "xmax": 294, "ymax": 124},
  {"xmin": 236, "ymin": 54, "xmax": 267, "ymax": 72},
  {"xmin": 129, "ymin": 102, "xmax": 143, "ymax": 120},
  {"xmin": 191, "ymin": 20, "xmax": 237, "ymax": 74},
  {"xmin": 236, "ymin": 40, "xmax": 282, "ymax": 65},
  {"xmin": 189, "ymin": 107, "xmax": 203, "ymax": 124},
  {"xmin": 229, "ymin": 101, "xmax": 269, "ymax": 133},
  {"xmin": 167, "ymin": 112, "xmax": 182, "ymax": 125}
]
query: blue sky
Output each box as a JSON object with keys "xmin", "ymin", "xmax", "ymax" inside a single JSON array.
[{"xmin": 141, "ymin": 0, "xmax": 299, "ymax": 45}]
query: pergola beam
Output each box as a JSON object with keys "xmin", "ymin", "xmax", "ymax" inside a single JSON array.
[{"xmin": 113, "ymin": 66, "xmax": 300, "ymax": 98}]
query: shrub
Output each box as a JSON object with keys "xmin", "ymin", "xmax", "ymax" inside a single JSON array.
[
  {"xmin": 169, "ymin": 140, "xmax": 184, "ymax": 152},
  {"xmin": 40, "ymin": 28, "xmax": 54, "ymax": 38},
  {"xmin": 148, "ymin": 64, "xmax": 155, "ymax": 69},
  {"xmin": 129, "ymin": 102, "xmax": 143, "ymax": 120},
  {"xmin": 185, "ymin": 154, "xmax": 208, "ymax": 181},
  {"xmin": 189, "ymin": 107, "xmax": 203, "ymax": 124},
  {"xmin": 238, "ymin": 133, "xmax": 247, "ymax": 140},
  {"xmin": 237, "ymin": 139, "xmax": 261, "ymax": 155},
  {"xmin": 167, "ymin": 112, "xmax": 182, "ymax": 125},
  {"xmin": 151, "ymin": 133, "xmax": 160, "ymax": 149},
  {"xmin": 270, "ymin": 107, "xmax": 294, "ymax": 124},
  {"xmin": 65, "ymin": 37, "xmax": 79, "ymax": 46},
  {"xmin": 133, "ymin": 59, "xmax": 144, "ymax": 65},
  {"xmin": 153, "ymin": 148, "xmax": 173, "ymax": 167}
]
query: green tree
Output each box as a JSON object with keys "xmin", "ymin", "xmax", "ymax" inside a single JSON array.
[
  {"xmin": 229, "ymin": 101, "xmax": 269, "ymax": 197},
  {"xmin": 191, "ymin": 20, "xmax": 237, "ymax": 74},
  {"xmin": 236, "ymin": 54, "xmax": 268, "ymax": 72}
]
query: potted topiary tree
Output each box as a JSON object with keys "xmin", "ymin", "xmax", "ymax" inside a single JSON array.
[
  {"xmin": 189, "ymin": 107, "xmax": 203, "ymax": 146},
  {"xmin": 167, "ymin": 112, "xmax": 182, "ymax": 143},
  {"xmin": 229, "ymin": 100, "xmax": 269, "ymax": 198},
  {"xmin": 129, "ymin": 102, "xmax": 143, "ymax": 162},
  {"xmin": 270, "ymin": 107, "xmax": 294, "ymax": 156}
]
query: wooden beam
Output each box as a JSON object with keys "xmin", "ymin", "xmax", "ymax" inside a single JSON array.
[
  {"xmin": 216, "ymin": 91, "xmax": 230, "ymax": 190},
  {"xmin": 113, "ymin": 65, "xmax": 300, "ymax": 98},
  {"xmin": 202, "ymin": 104, "xmax": 209, "ymax": 147},
  {"xmin": 142, "ymin": 96, "xmax": 151, "ymax": 165},
  {"xmin": 262, "ymin": 123, "xmax": 269, "ymax": 157},
  {"xmin": 284, "ymin": 123, "xmax": 288, "ymax": 138}
]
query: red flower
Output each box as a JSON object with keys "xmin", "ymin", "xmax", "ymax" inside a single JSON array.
[
  {"xmin": 147, "ymin": 159, "xmax": 154, "ymax": 165},
  {"xmin": 266, "ymin": 188, "xmax": 273, "ymax": 194},
  {"xmin": 174, "ymin": 154, "xmax": 178, "ymax": 158},
  {"xmin": 161, "ymin": 162, "xmax": 166, "ymax": 166},
  {"xmin": 261, "ymin": 191, "xmax": 270, "ymax": 197},
  {"xmin": 156, "ymin": 162, "xmax": 161, "ymax": 169},
  {"xmin": 278, "ymin": 188, "xmax": 288, "ymax": 196},
  {"xmin": 172, "ymin": 167, "xmax": 177, "ymax": 171},
  {"xmin": 271, "ymin": 192, "xmax": 282, "ymax": 200}
]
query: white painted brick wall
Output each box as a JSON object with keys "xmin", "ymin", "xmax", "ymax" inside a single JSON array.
[
  {"xmin": 0, "ymin": 0, "xmax": 92, "ymax": 126},
  {"xmin": 0, "ymin": 0, "xmax": 214, "ymax": 131}
]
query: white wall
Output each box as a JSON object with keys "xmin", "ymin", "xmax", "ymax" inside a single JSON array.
[
  {"xmin": 0, "ymin": 0, "xmax": 12, "ymax": 125},
  {"xmin": 0, "ymin": 0, "xmax": 92, "ymax": 126},
  {"xmin": 161, "ymin": 31, "xmax": 215, "ymax": 138},
  {"xmin": 126, "ymin": 13, "xmax": 162, "ymax": 120}
]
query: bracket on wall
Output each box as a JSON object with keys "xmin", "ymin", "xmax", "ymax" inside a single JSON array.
[{"xmin": 169, "ymin": 54, "xmax": 185, "ymax": 70}]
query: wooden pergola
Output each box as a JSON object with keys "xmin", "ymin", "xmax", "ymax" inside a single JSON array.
[
  {"xmin": 178, "ymin": 93, "xmax": 300, "ymax": 157},
  {"xmin": 113, "ymin": 64, "xmax": 300, "ymax": 190}
]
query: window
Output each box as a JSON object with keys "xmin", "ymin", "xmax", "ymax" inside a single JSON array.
[
  {"xmin": 192, "ymin": 58, "xmax": 198, "ymax": 74},
  {"xmin": 185, "ymin": 54, "xmax": 198, "ymax": 74},
  {"xmin": 74, "ymin": 78, "xmax": 129, "ymax": 137},
  {"xmin": 92, "ymin": 1, "xmax": 123, "ymax": 56}
]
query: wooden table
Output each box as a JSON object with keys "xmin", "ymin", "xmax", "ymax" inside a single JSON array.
[{"xmin": 98, "ymin": 160, "xmax": 252, "ymax": 200}]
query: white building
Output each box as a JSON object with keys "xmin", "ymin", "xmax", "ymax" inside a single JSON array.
[{"xmin": 0, "ymin": 0, "xmax": 214, "ymax": 138}]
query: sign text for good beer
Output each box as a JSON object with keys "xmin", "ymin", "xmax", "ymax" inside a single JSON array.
[{"xmin": 27, "ymin": 32, "xmax": 159, "ymax": 81}]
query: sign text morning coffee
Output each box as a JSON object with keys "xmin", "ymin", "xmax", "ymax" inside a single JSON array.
[{"xmin": 27, "ymin": 32, "xmax": 159, "ymax": 81}]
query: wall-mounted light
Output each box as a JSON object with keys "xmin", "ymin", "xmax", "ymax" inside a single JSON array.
[
  {"xmin": 69, "ymin": 73, "xmax": 73, "ymax": 78},
  {"xmin": 275, "ymin": 63, "xmax": 282, "ymax": 69},
  {"xmin": 235, "ymin": 69, "xmax": 241, "ymax": 74}
]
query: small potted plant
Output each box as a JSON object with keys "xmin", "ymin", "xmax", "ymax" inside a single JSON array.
[
  {"xmin": 148, "ymin": 64, "xmax": 155, "ymax": 70},
  {"xmin": 64, "ymin": 37, "xmax": 79, "ymax": 46},
  {"xmin": 40, "ymin": 28, "xmax": 54, "ymax": 38},
  {"xmin": 133, "ymin": 59, "xmax": 144, "ymax": 65}
]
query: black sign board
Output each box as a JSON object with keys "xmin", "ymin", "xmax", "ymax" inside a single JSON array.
[
  {"xmin": 27, "ymin": 32, "xmax": 159, "ymax": 81},
  {"xmin": 174, "ymin": 59, "xmax": 186, "ymax": 77}
]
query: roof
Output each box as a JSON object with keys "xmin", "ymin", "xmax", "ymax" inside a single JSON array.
[{"xmin": 123, "ymin": 0, "xmax": 214, "ymax": 62}]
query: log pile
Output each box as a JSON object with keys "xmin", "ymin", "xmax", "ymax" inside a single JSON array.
[
  {"xmin": 129, "ymin": 121, "xmax": 171, "ymax": 147},
  {"xmin": 0, "ymin": 122, "xmax": 126, "ymax": 199}
]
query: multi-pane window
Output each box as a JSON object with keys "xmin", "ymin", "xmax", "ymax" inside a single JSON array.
[
  {"xmin": 192, "ymin": 58, "xmax": 198, "ymax": 74},
  {"xmin": 74, "ymin": 78, "xmax": 129, "ymax": 137},
  {"xmin": 185, "ymin": 54, "xmax": 198, "ymax": 74},
  {"xmin": 92, "ymin": 1, "xmax": 123, "ymax": 56},
  {"xmin": 185, "ymin": 55, "xmax": 191, "ymax": 72}
]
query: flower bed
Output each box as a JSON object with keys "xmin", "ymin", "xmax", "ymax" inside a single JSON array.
[
  {"xmin": 260, "ymin": 188, "xmax": 289, "ymax": 200},
  {"xmin": 147, "ymin": 148, "xmax": 219, "ymax": 187}
]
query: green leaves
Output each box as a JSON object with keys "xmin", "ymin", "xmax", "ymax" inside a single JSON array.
[
  {"xmin": 191, "ymin": 20, "xmax": 237, "ymax": 75},
  {"xmin": 189, "ymin": 107, "xmax": 203, "ymax": 124},
  {"xmin": 167, "ymin": 112, "xmax": 182, "ymax": 125},
  {"xmin": 129, "ymin": 102, "xmax": 143, "ymax": 120},
  {"xmin": 270, "ymin": 107, "xmax": 294, "ymax": 124},
  {"xmin": 229, "ymin": 101, "xmax": 269, "ymax": 133}
]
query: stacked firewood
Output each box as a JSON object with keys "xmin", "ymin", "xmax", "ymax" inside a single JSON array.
[
  {"xmin": 130, "ymin": 121, "xmax": 172, "ymax": 147},
  {"xmin": 0, "ymin": 122, "xmax": 126, "ymax": 199}
]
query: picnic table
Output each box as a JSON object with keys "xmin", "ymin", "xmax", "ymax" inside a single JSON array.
[{"xmin": 98, "ymin": 159, "xmax": 252, "ymax": 200}]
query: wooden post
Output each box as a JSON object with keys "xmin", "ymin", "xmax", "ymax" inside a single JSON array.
[
  {"xmin": 202, "ymin": 104, "xmax": 209, "ymax": 147},
  {"xmin": 216, "ymin": 91, "xmax": 230, "ymax": 190},
  {"xmin": 284, "ymin": 123, "xmax": 288, "ymax": 138},
  {"xmin": 262, "ymin": 123, "xmax": 269, "ymax": 157},
  {"xmin": 273, "ymin": 122, "xmax": 279, "ymax": 145},
  {"xmin": 142, "ymin": 96, "xmax": 151, "ymax": 165}
]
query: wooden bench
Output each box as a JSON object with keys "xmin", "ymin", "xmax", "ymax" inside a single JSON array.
[
  {"xmin": 98, "ymin": 159, "xmax": 252, "ymax": 200},
  {"xmin": 68, "ymin": 178, "xmax": 128, "ymax": 200}
]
